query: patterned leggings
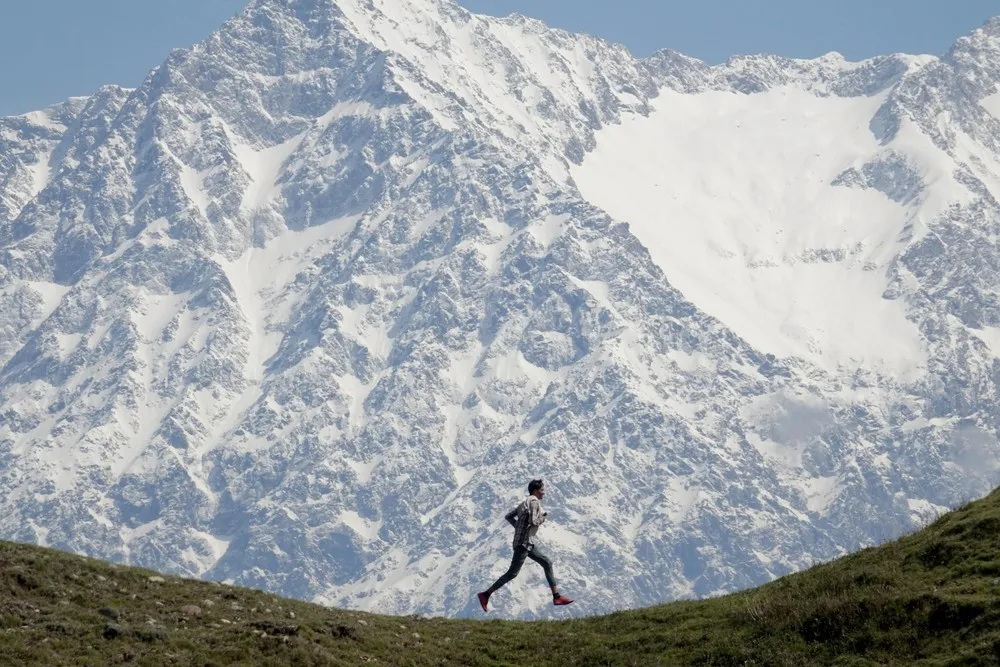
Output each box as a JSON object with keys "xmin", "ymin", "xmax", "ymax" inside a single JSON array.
[{"xmin": 487, "ymin": 544, "xmax": 557, "ymax": 593}]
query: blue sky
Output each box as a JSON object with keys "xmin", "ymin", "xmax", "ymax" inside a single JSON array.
[{"xmin": 1, "ymin": 0, "xmax": 997, "ymax": 116}]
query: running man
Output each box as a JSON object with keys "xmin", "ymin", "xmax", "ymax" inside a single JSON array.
[{"xmin": 477, "ymin": 478, "xmax": 574, "ymax": 611}]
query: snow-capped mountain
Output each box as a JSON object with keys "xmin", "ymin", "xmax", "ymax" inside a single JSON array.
[{"xmin": 2, "ymin": 0, "xmax": 1000, "ymax": 618}]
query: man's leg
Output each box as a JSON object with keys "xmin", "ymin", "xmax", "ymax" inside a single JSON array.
[
  {"xmin": 478, "ymin": 547, "xmax": 529, "ymax": 610},
  {"xmin": 528, "ymin": 545, "xmax": 573, "ymax": 605},
  {"xmin": 526, "ymin": 544, "xmax": 558, "ymax": 592},
  {"xmin": 488, "ymin": 547, "xmax": 528, "ymax": 592}
]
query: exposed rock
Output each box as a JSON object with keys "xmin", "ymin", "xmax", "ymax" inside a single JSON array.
[{"xmin": 102, "ymin": 623, "xmax": 123, "ymax": 640}]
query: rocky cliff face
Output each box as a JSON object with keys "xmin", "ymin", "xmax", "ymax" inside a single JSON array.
[{"xmin": 2, "ymin": 0, "xmax": 1000, "ymax": 618}]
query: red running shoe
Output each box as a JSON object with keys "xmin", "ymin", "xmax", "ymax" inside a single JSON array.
[
  {"xmin": 553, "ymin": 594, "xmax": 574, "ymax": 606},
  {"xmin": 477, "ymin": 591, "xmax": 490, "ymax": 612}
]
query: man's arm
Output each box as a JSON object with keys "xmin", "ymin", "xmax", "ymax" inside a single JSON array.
[
  {"xmin": 504, "ymin": 504, "xmax": 520, "ymax": 527},
  {"xmin": 528, "ymin": 497, "xmax": 547, "ymax": 526}
]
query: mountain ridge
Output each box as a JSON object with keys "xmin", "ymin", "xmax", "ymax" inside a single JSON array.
[{"xmin": 1, "ymin": 0, "xmax": 1000, "ymax": 619}]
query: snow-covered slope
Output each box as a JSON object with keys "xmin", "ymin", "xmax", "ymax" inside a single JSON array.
[
  {"xmin": 2, "ymin": 0, "xmax": 1000, "ymax": 619},
  {"xmin": 574, "ymin": 87, "xmax": 924, "ymax": 376},
  {"xmin": 983, "ymin": 91, "xmax": 1000, "ymax": 119}
]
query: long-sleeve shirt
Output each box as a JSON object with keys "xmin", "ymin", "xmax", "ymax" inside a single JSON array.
[{"xmin": 505, "ymin": 495, "xmax": 546, "ymax": 549}]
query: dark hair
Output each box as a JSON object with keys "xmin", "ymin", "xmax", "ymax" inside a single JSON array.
[{"xmin": 528, "ymin": 479, "xmax": 544, "ymax": 494}]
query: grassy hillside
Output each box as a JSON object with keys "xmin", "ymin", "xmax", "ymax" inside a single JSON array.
[{"xmin": 4, "ymin": 490, "xmax": 1000, "ymax": 666}]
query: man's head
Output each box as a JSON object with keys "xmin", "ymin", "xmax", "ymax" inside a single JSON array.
[{"xmin": 528, "ymin": 479, "xmax": 545, "ymax": 499}]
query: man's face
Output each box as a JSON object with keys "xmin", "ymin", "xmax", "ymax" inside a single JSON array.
[{"xmin": 536, "ymin": 484, "xmax": 545, "ymax": 499}]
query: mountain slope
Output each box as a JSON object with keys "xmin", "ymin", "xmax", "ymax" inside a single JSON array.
[
  {"xmin": 1, "ymin": 0, "xmax": 1000, "ymax": 619},
  {"xmin": 5, "ymin": 486, "xmax": 1000, "ymax": 665}
]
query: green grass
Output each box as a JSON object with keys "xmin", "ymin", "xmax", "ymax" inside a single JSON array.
[{"xmin": 5, "ymin": 489, "xmax": 1000, "ymax": 665}]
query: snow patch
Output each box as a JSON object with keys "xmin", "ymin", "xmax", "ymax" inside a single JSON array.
[
  {"xmin": 665, "ymin": 477, "xmax": 701, "ymax": 524},
  {"xmin": 803, "ymin": 475, "xmax": 840, "ymax": 513},
  {"xmin": 26, "ymin": 147, "xmax": 56, "ymax": 201},
  {"xmin": 664, "ymin": 475, "xmax": 701, "ymax": 523},
  {"xmin": 434, "ymin": 341, "xmax": 484, "ymax": 487},
  {"xmin": 55, "ymin": 333, "xmax": 82, "ymax": 357},
  {"xmin": 111, "ymin": 400, "xmax": 172, "ymax": 477},
  {"xmin": 230, "ymin": 132, "xmax": 307, "ymax": 210},
  {"xmin": 528, "ymin": 213, "xmax": 569, "ymax": 247},
  {"xmin": 746, "ymin": 432, "xmax": 797, "ymax": 467},
  {"xmin": 219, "ymin": 251, "xmax": 268, "ymax": 382},
  {"xmin": 134, "ymin": 291, "xmax": 189, "ymax": 342},
  {"xmin": 568, "ymin": 276, "xmax": 611, "ymax": 309},
  {"xmin": 179, "ymin": 163, "xmax": 212, "ymax": 217},
  {"xmin": 25, "ymin": 281, "xmax": 71, "ymax": 327},
  {"xmin": 907, "ymin": 497, "xmax": 947, "ymax": 526},
  {"xmin": 28, "ymin": 521, "xmax": 49, "ymax": 547},
  {"xmin": 19, "ymin": 109, "xmax": 65, "ymax": 131},
  {"xmin": 317, "ymin": 100, "xmax": 378, "ymax": 126},
  {"xmin": 346, "ymin": 454, "xmax": 381, "ymax": 484},
  {"xmin": 339, "ymin": 510, "xmax": 382, "ymax": 540},
  {"xmin": 981, "ymin": 91, "xmax": 1000, "ymax": 120},
  {"xmin": 573, "ymin": 86, "xmax": 927, "ymax": 379},
  {"xmin": 889, "ymin": 114, "xmax": 976, "ymax": 219},
  {"xmin": 218, "ymin": 215, "xmax": 359, "ymax": 380},
  {"xmin": 493, "ymin": 345, "xmax": 560, "ymax": 389},
  {"xmin": 121, "ymin": 519, "xmax": 162, "ymax": 545},
  {"xmin": 668, "ymin": 348, "xmax": 718, "ymax": 374},
  {"xmin": 969, "ymin": 326, "xmax": 1000, "ymax": 357}
]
